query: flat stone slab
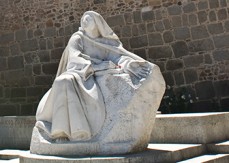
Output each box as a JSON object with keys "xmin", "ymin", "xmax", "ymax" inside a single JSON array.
[
  {"xmin": 1, "ymin": 112, "xmax": 228, "ymax": 150},
  {"xmin": 0, "ymin": 150, "xmax": 28, "ymax": 160},
  {"xmin": 20, "ymin": 144, "xmax": 205, "ymax": 163},
  {"xmin": 0, "ymin": 116, "xmax": 36, "ymax": 149},
  {"xmin": 207, "ymin": 140, "xmax": 229, "ymax": 154},
  {"xmin": 178, "ymin": 154, "xmax": 229, "ymax": 163},
  {"xmin": 151, "ymin": 112, "xmax": 229, "ymax": 144}
]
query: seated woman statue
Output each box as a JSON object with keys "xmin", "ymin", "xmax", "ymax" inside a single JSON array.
[{"xmin": 31, "ymin": 11, "xmax": 165, "ymax": 156}]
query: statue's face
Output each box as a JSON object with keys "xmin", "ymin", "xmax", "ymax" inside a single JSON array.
[{"xmin": 81, "ymin": 14, "xmax": 96, "ymax": 31}]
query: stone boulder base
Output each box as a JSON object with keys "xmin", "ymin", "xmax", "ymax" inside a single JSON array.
[{"xmin": 30, "ymin": 65, "xmax": 165, "ymax": 156}]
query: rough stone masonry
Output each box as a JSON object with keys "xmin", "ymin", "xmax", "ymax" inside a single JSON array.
[{"xmin": 0, "ymin": 0, "xmax": 228, "ymax": 115}]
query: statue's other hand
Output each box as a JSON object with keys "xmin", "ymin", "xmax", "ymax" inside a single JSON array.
[{"xmin": 127, "ymin": 61, "xmax": 151, "ymax": 79}]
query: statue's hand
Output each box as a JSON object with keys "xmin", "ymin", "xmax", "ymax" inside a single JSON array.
[
  {"xmin": 92, "ymin": 61, "xmax": 116, "ymax": 72},
  {"xmin": 127, "ymin": 61, "xmax": 151, "ymax": 79}
]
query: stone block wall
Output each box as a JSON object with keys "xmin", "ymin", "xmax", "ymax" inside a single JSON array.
[{"xmin": 0, "ymin": 0, "xmax": 228, "ymax": 115}]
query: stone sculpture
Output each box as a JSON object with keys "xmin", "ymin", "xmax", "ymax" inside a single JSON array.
[{"xmin": 30, "ymin": 11, "xmax": 165, "ymax": 156}]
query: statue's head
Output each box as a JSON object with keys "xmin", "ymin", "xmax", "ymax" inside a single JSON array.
[
  {"xmin": 81, "ymin": 13, "xmax": 97, "ymax": 33},
  {"xmin": 80, "ymin": 11, "xmax": 120, "ymax": 42}
]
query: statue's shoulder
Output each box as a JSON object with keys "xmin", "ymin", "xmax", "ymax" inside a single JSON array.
[
  {"xmin": 71, "ymin": 31, "xmax": 83, "ymax": 39},
  {"xmin": 68, "ymin": 31, "xmax": 84, "ymax": 45}
]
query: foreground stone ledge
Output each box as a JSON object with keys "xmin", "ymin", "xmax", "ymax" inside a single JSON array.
[
  {"xmin": 0, "ymin": 116, "xmax": 36, "ymax": 149},
  {"xmin": 19, "ymin": 144, "xmax": 205, "ymax": 163},
  {"xmin": 207, "ymin": 140, "xmax": 229, "ymax": 154},
  {"xmin": 1, "ymin": 112, "xmax": 229, "ymax": 150},
  {"xmin": 151, "ymin": 112, "xmax": 229, "ymax": 144}
]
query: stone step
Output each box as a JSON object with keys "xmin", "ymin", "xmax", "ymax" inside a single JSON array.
[
  {"xmin": 178, "ymin": 154, "xmax": 229, "ymax": 163},
  {"xmin": 151, "ymin": 112, "xmax": 229, "ymax": 144},
  {"xmin": 207, "ymin": 141, "xmax": 229, "ymax": 154},
  {"xmin": 0, "ymin": 143, "xmax": 205, "ymax": 163},
  {"xmin": 1, "ymin": 113, "xmax": 228, "ymax": 150},
  {"xmin": 0, "ymin": 158, "xmax": 19, "ymax": 163},
  {"xmin": 19, "ymin": 143, "xmax": 205, "ymax": 163},
  {"xmin": 0, "ymin": 150, "xmax": 27, "ymax": 160}
]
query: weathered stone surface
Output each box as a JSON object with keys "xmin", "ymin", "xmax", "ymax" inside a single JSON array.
[
  {"xmin": 138, "ymin": 23, "xmax": 147, "ymax": 35},
  {"xmin": 214, "ymin": 80, "xmax": 229, "ymax": 97},
  {"xmin": 167, "ymin": 5, "xmax": 181, "ymax": 15},
  {"xmin": 107, "ymin": 15, "xmax": 125, "ymax": 27},
  {"xmin": 8, "ymin": 56, "xmax": 24, "ymax": 70},
  {"xmin": 35, "ymin": 76, "xmax": 53, "ymax": 86},
  {"xmin": 163, "ymin": 31, "xmax": 174, "ymax": 43},
  {"xmin": 42, "ymin": 62, "xmax": 58, "ymax": 75},
  {"xmin": 0, "ymin": 116, "xmax": 35, "ymax": 149},
  {"xmin": 217, "ymin": 9, "xmax": 227, "ymax": 20},
  {"xmin": 0, "ymin": 57, "xmax": 8, "ymax": 71},
  {"xmin": 198, "ymin": 1, "xmax": 208, "ymax": 10},
  {"xmin": 122, "ymin": 26, "xmax": 132, "ymax": 37},
  {"xmin": 209, "ymin": 10, "xmax": 217, "ymax": 22},
  {"xmin": 0, "ymin": 47, "xmax": 10, "ymax": 57},
  {"xmin": 54, "ymin": 37, "xmax": 64, "ymax": 48},
  {"xmin": 27, "ymin": 87, "xmax": 43, "ymax": 97},
  {"xmin": 155, "ymin": 21, "xmax": 164, "ymax": 32},
  {"xmin": 172, "ymin": 41, "xmax": 189, "ymax": 58},
  {"xmin": 204, "ymin": 54, "xmax": 213, "ymax": 64},
  {"xmin": 133, "ymin": 11, "xmax": 142, "ymax": 23},
  {"xmin": 20, "ymin": 39, "xmax": 38, "ymax": 52},
  {"xmin": 0, "ymin": 105, "xmax": 20, "ymax": 116},
  {"xmin": 184, "ymin": 69, "xmax": 198, "ymax": 84},
  {"xmin": 141, "ymin": 10, "xmax": 155, "ymax": 21},
  {"xmin": 4, "ymin": 70, "xmax": 25, "ymax": 86},
  {"xmin": 10, "ymin": 44, "xmax": 20, "ymax": 56},
  {"xmin": 213, "ymin": 50, "xmax": 229, "ymax": 61},
  {"xmin": 33, "ymin": 64, "xmax": 41, "ymax": 75},
  {"xmin": 183, "ymin": 2, "xmax": 197, "ymax": 13},
  {"xmin": 195, "ymin": 81, "xmax": 215, "ymax": 100},
  {"xmin": 171, "ymin": 16, "xmax": 182, "ymax": 27},
  {"xmin": 221, "ymin": 98, "xmax": 229, "ymax": 110},
  {"xmin": 151, "ymin": 112, "xmax": 229, "ymax": 143},
  {"xmin": 11, "ymin": 88, "xmax": 26, "ymax": 98},
  {"xmin": 44, "ymin": 27, "xmax": 56, "ymax": 37},
  {"xmin": 38, "ymin": 50, "xmax": 50, "ymax": 62},
  {"xmin": 174, "ymin": 27, "xmax": 190, "ymax": 40},
  {"xmin": 148, "ymin": 33, "xmax": 163, "ymax": 46},
  {"xmin": 191, "ymin": 25, "xmax": 209, "ymax": 40},
  {"xmin": 130, "ymin": 35, "xmax": 148, "ymax": 48},
  {"xmin": 213, "ymin": 34, "xmax": 229, "ymax": 48},
  {"xmin": 124, "ymin": 13, "xmax": 132, "ymax": 24},
  {"xmin": 174, "ymin": 71, "xmax": 184, "ymax": 85},
  {"xmin": 24, "ymin": 52, "xmax": 40, "ymax": 64},
  {"xmin": 209, "ymin": 0, "xmax": 219, "ymax": 9},
  {"xmin": 133, "ymin": 48, "xmax": 147, "ymax": 59},
  {"xmin": 51, "ymin": 48, "xmax": 64, "ymax": 60},
  {"xmin": 147, "ymin": 22, "xmax": 155, "ymax": 33},
  {"xmin": 15, "ymin": 29, "xmax": 27, "ymax": 41},
  {"xmin": 224, "ymin": 20, "xmax": 229, "ymax": 32},
  {"xmin": 166, "ymin": 59, "xmax": 183, "ymax": 71},
  {"xmin": 162, "ymin": 72, "xmax": 174, "ymax": 86},
  {"xmin": 0, "ymin": 33, "xmax": 14, "ymax": 44},
  {"xmin": 163, "ymin": 19, "xmax": 171, "ymax": 30},
  {"xmin": 198, "ymin": 11, "xmax": 208, "ymax": 24},
  {"xmin": 148, "ymin": 46, "xmax": 173, "ymax": 59},
  {"xmin": 65, "ymin": 25, "xmax": 73, "ymax": 36},
  {"xmin": 188, "ymin": 14, "xmax": 198, "ymax": 26},
  {"xmin": 188, "ymin": 39, "xmax": 214, "ymax": 52},
  {"xmin": 182, "ymin": 14, "xmax": 188, "ymax": 26},
  {"xmin": 34, "ymin": 29, "xmax": 43, "ymax": 37},
  {"xmin": 183, "ymin": 54, "xmax": 204, "ymax": 67},
  {"xmin": 208, "ymin": 23, "xmax": 224, "ymax": 35},
  {"xmin": 38, "ymin": 40, "xmax": 46, "ymax": 51}
]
